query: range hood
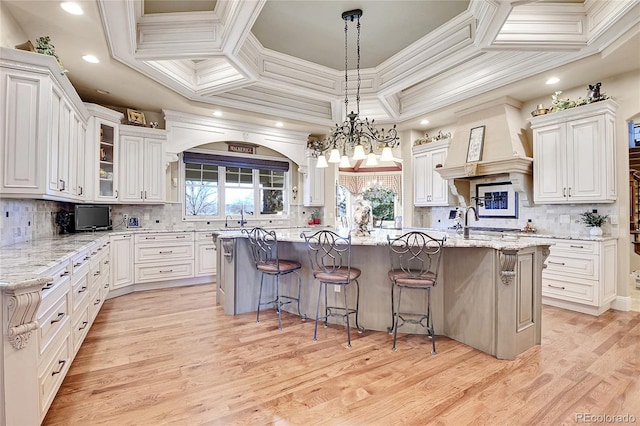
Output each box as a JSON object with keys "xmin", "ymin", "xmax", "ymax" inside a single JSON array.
[{"xmin": 435, "ymin": 97, "xmax": 533, "ymax": 206}]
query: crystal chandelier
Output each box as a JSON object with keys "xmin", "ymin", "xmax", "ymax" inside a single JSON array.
[{"xmin": 313, "ymin": 9, "xmax": 399, "ymax": 169}]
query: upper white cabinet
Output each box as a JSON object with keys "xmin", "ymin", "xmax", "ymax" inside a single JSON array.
[
  {"xmin": 119, "ymin": 125, "xmax": 166, "ymax": 204},
  {"xmin": 529, "ymin": 100, "xmax": 617, "ymax": 204},
  {"xmin": 412, "ymin": 139, "xmax": 451, "ymax": 206},
  {"xmin": 0, "ymin": 48, "xmax": 89, "ymax": 202},
  {"xmin": 85, "ymin": 104, "xmax": 123, "ymax": 202},
  {"xmin": 303, "ymin": 152, "xmax": 325, "ymax": 207}
]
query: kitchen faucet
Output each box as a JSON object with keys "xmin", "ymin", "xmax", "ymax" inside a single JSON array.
[
  {"xmin": 239, "ymin": 207, "xmax": 247, "ymax": 227},
  {"xmin": 225, "ymin": 215, "xmax": 232, "ymax": 228},
  {"xmin": 463, "ymin": 206, "xmax": 479, "ymax": 239}
]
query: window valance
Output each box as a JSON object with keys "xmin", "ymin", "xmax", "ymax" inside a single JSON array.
[{"xmin": 183, "ymin": 152, "xmax": 289, "ymax": 172}]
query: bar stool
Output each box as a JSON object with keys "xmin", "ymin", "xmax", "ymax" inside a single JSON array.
[
  {"xmin": 387, "ymin": 231, "xmax": 445, "ymax": 353},
  {"xmin": 243, "ymin": 227, "xmax": 305, "ymax": 330},
  {"xmin": 301, "ymin": 230, "xmax": 363, "ymax": 347}
]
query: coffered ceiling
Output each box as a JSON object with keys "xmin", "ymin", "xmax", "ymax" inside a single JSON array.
[{"xmin": 3, "ymin": 0, "xmax": 639, "ymax": 133}]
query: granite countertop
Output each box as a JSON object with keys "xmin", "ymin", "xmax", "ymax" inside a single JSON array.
[{"xmin": 0, "ymin": 225, "xmax": 615, "ymax": 291}]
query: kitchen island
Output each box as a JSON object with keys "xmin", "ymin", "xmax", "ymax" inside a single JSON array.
[{"xmin": 215, "ymin": 227, "xmax": 551, "ymax": 360}]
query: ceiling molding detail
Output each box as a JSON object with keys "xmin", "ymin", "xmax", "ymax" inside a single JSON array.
[{"xmin": 98, "ymin": 0, "xmax": 640, "ymax": 127}]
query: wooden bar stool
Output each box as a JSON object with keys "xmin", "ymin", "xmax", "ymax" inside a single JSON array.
[
  {"xmin": 243, "ymin": 227, "xmax": 305, "ymax": 330},
  {"xmin": 301, "ymin": 230, "xmax": 363, "ymax": 347},
  {"xmin": 387, "ymin": 231, "xmax": 445, "ymax": 353}
]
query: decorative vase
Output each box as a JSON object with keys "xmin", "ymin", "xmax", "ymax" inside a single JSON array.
[
  {"xmin": 589, "ymin": 226, "xmax": 603, "ymax": 237},
  {"xmin": 313, "ymin": 218, "xmax": 320, "ymax": 224}
]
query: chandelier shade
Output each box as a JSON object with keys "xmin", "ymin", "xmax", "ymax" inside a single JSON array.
[{"xmin": 309, "ymin": 9, "xmax": 399, "ymax": 168}]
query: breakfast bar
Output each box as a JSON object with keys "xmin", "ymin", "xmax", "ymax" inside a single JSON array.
[{"xmin": 215, "ymin": 228, "xmax": 551, "ymax": 360}]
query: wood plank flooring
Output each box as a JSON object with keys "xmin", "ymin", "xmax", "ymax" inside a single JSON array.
[{"xmin": 43, "ymin": 284, "xmax": 640, "ymax": 426}]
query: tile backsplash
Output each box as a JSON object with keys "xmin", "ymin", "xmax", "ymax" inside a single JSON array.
[{"xmin": 0, "ymin": 199, "xmax": 74, "ymax": 247}]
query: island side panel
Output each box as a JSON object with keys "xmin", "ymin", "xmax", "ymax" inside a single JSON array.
[{"xmin": 442, "ymin": 247, "xmax": 497, "ymax": 356}]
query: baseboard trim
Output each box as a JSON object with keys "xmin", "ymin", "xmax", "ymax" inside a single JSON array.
[{"xmin": 610, "ymin": 296, "xmax": 632, "ymax": 311}]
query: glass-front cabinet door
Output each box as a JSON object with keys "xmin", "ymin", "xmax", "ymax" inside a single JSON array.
[{"xmin": 98, "ymin": 121, "xmax": 116, "ymax": 199}]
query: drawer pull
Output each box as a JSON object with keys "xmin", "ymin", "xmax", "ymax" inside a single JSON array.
[
  {"xmin": 78, "ymin": 321, "xmax": 88, "ymax": 331},
  {"xmin": 104, "ymin": 282, "xmax": 109, "ymax": 288},
  {"xmin": 91, "ymin": 251, "xmax": 98, "ymax": 255},
  {"xmin": 159, "ymin": 269, "xmax": 173, "ymax": 273},
  {"xmin": 94, "ymin": 299, "xmax": 101, "ymax": 306},
  {"xmin": 74, "ymin": 262, "xmax": 82, "ymax": 267},
  {"xmin": 548, "ymin": 261, "xmax": 565, "ymax": 266},
  {"xmin": 123, "ymin": 235, "xmax": 131, "ymax": 238},
  {"xmin": 145, "ymin": 236, "xmax": 156, "ymax": 240},
  {"xmin": 97, "ymin": 247, "xmax": 102, "ymax": 251},
  {"xmin": 78, "ymin": 286, "xmax": 88, "ymax": 293},
  {"xmin": 159, "ymin": 250, "xmax": 173, "ymax": 254},
  {"xmin": 51, "ymin": 360, "xmax": 66, "ymax": 376},
  {"xmin": 548, "ymin": 284, "xmax": 566, "ymax": 290},
  {"xmin": 93, "ymin": 271, "xmax": 101, "ymax": 276},
  {"xmin": 51, "ymin": 312, "xmax": 65, "ymax": 324},
  {"xmin": 60, "ymin": 271, "xmax": 70, "ymax": 277},
  {"xmin": 42, "ymin": 282, "xmax": 54, "ymax": 291},
  {"xmin": 205, "ymin": 247, "xmax": 215, "ymax": 251},
  {"xmin": 569, "ymin": 245, "xmax": 584, "ymax": 248},
  {"xmin": 176, "ymin": 235, "xmax": 187, "ymax": 239},
  {"xmin": 104, "ymin": 260, "xmax": 110, "ymax": 265}
]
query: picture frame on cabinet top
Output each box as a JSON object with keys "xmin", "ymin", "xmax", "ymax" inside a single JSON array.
[
  {"xmin": 126, "ymin": 109, "xmax": 146, "ymax": 126},
  {"xmin": 466, "ymin": 125, "xmax": 485, "ymax": 163}
]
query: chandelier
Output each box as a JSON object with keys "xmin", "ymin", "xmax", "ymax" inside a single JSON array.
[{"xmin": 313, "ymin": 9, "xmax": 399, "ymax": 169}]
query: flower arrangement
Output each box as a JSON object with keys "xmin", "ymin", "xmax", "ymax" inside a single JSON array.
[
  {"xmin": 580, "ymin": 211, "xmax": 608, "ymax": 227},
  {"xmin": 548, "ymin": 83, "xmax": 610, "ymax": 113},
  {"xmin": 413, "ymin": 130, "xmax": 452, "ymax": 146},
  {"xmin": 307, "ymin": 136, "xmax": 326, "ymax": 154},
  {"xmin": 35, "ymin": 36, "xmax": 67, "ymax": 73}
]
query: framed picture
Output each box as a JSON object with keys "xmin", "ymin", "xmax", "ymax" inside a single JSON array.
[
  {"xmin": 466, "ymin": 125, "xmax": 485, "ymax": 162},
  {"xmin": 126, "ymin": 109, "xmax": 146, "ymax": 126},
  {"xmin": 126, "ymin": 217, "xmax": 140, "ymax": 228},
  {"xmin": 476, "ymin": 182, "xmax": 518, "ymax": 218}
]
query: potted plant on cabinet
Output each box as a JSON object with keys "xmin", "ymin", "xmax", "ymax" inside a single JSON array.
[
  {"xmin": 311, "ymin": 210, "xmax": 321, "ymax": 225},
  {"xmin": 580, "ymin": 211, "xmax": 608, "ymax": 236}
]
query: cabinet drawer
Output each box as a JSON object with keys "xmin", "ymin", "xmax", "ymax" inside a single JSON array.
[
  {"xmin": 38, "ymin": 291, "xmax": 70, "ymax": 356},
  {"xmin": 71, "ymin": 273, "xmax": 90, "ymax": 312},
  {"xmin": 544, "ymin": 239, "xmax": 597, "ymax": 255},
  {"xmin": 71, "ymin": 306, "xmax": 89, "ymax": 354},
  {"xmin": 544, "ymin": 254, "xmax": 597, "ymax": 280},
  {"xmin": 135, "ymin": 243, "xmax": 194, "ymax": 263},
  {"xmin": 89, "ymin": 285, "xmax": 103, "ymax": 322},
  {"xmin": 542, "ymin": 276, "xmax": 596, "ymax": 305},
  {"xmin": 40, "ymin": 268, "xmax": 71, "ymax": 316},
  {"xmin": 38, "ymin": 335, "xmax": 71, "ymax": 416},
  {"xmin": 195, "ymin": 243, "xmax": 217, "ymax": 276},
  {"xmin": 134, "ymin": 261, "xmax": 194, "ymax": 283},
  {"xmin": 135, "ymin": 232, "xmax": 194, "ymax": 243},
  {"xmin": 196, "ymin": 231, "xmax": 216, "ymax": 242},
  {"xmin": 70, "ymin": 250, "xmax": 91, "ymax": 274}
]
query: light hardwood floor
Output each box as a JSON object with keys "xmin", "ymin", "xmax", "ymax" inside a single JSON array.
[{"xmin": 43, "ymin": 284, "xmax": 640, "ymax": 426}]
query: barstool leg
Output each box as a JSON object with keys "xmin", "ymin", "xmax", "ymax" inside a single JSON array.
[
  {"xmin": 354, "ymin": 279, "xmax": 363, "ymax": 333},
  {"xmin": 388, "ymin": 282, "xmax": 395, "ymax": 333},
  {"xmin": 392, "ymin": 285, "xmax": 402, "ymax": 351},
  {"xmin": 294, "ymin": 270, "xmax": 306, "ymax": 320},
  {"xmin": 344, "ymin": 287, "xmax": 351, "ymax": 348},
  {"xmin": 323, "ymin": 284, "xmax": 329, "ymax": 328},
  {"xmin": 313, "ymin": 281, "xmax": 323, "ymax": 342},
  {"xmin": 428, "ymin": 288, "xmax": 436, "ymax": 355},
  {"xmin": 276, "ymin": 274, "xmax": 282, "ymax": 331},
  {"xmin": 257, "ymin": 272, "xmax": 265, "ymax": 323}
]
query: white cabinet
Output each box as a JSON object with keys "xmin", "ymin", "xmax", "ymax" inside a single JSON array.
[
  {"xmin": 303, "ymin": 153, "xmax": 325, "ymax": 206},
  {"xmin": 195, "ymin": 231, "xmax": 217, "ymax": 276},
  {"xmin": 413, "ymin": 139, "xmax": 451, "ymax": 206},
  {"xmin": 529, "ymin": 100, "xmax": 617, "ymax": 204},
  {"xmin": 85, "ymin": 103, "xmax": 123, "ymax": 202},
  {"xmin": 537, "ymin": 237, "xmax": 617, "ymax": 315},
  {"xmin": 0, "ymin": 47, "xmax": 89, "ymax": 202},
  {"xmin": 110, "ymin": 233, "xmax": 134, "ymax": 290},
  {"xmin": 119, "ymin": 125, "xmax": 166, "ymax": 203}
]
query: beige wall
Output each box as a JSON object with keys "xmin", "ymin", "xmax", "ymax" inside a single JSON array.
[{"xmin": 0, "ymin": 2, "xmax": 27, "ymax": 49}]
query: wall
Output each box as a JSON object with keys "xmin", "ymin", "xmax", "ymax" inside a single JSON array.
[
  {"xmin": 0, "ymin": 199, "xmax": 71, "ymax": 247},
  {"xmin": 0, "ymin": 2, "xmax": 26, "ymax": 50}
]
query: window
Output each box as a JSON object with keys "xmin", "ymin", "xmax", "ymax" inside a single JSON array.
[
  {"xmin": 182, "ymin": 152, "xmax": 289, "ymax": 220},
  {"xmin": 185, "ymin": 163, "xmax": 218, "ymax": 216},
  {"xmin": 363, "ymin": 187, "xmax": 395, "ymax": 226}
]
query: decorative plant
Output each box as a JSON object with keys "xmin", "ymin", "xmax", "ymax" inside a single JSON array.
[
  {"xmin": 548, "ymin": 84, "xmax": 610, "ymax": 113},
  {"xmin": 35, "ymin": 36, "xmax": 68, "ymax": 73},
  {"xmin": 311, "ymin": 209, "xmax": 320, "ymax": 219},
  {"xmin": 580, "ymin": 211, "xmax": 608, "ymax": 227}
]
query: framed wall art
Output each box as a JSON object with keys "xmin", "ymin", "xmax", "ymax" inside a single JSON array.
[
  {"xmin": 466, "ymin": 125, "xmax": 485, "ymax": 162},
  {"xmin": 126, "ymin": 109, "xmax": 146, "ymax": 126},
  {"xmin": 476, "ymin": 182, "xmax": 518, "ymax": 218}
]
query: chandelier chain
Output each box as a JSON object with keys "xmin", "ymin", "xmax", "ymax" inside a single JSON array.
[
  {"xmin": 344, "ymin": 17, "xmax": 349, "ymax": 116},
  {"xmin": 356, "ymin": 16, "xmax": 361, "ymax": 115}
]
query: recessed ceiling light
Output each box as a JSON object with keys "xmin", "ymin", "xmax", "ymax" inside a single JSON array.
[
  {"xmin": 60, "ymin": 2, "xmax": 83, "ymax": 15},
  {"xmin": 545, "ymin": 77, "xmax": 560, "ymax": 85},
  {"xmin": 275, "ymin": 122, "xmax": 284, "ymax": 127},
  {"xmin": 212, "ymin": 111, "xmax": 222, "ymax": 117},
  {"xmin": 82, "ymin": 55, "xmax": 99, "ymax": 64},
  {"xmin": 96, "ymin": 89, "xmax": 110, "ymax": 95},
  {"xmin": 420, "ymin": 119, "xmax": 430, "ymax": 125}
]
